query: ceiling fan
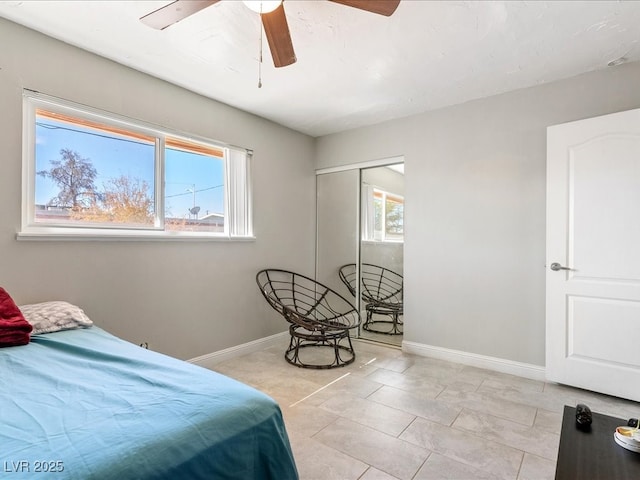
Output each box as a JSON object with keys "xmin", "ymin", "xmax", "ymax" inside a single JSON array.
[{"xmin": 140, "ymin": 0, "xmax": 401, "ymax": 68}]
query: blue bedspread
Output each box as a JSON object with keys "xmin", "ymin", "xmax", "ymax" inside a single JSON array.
[{"xmin": 0, "ymin": 327, "xmax": 298, "ymax": 479}]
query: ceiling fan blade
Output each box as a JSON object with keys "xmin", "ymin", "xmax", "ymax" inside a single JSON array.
[
  {"xmin": 328, "ymin": 0, "xmax": 400, "ymax": 16},
  {"xmin": 261, "ymin": 4, "xmax": 297, "ymax": 68},
  {"xmin": 140, "ymin": 0, "xmax": 220, "ymax": 30}
]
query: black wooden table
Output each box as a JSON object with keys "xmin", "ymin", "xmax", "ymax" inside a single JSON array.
[{"xmin": 555, "ymin": 405, "xmax": 640, "ymax": 479}]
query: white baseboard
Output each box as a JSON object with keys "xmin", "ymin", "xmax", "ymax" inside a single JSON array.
[
  {"xmin": 402, "ymin": 340, "xmax": 546, "ymax": 382},
  {"xmin": 188, "ymin": 331, "xmax": 289, "ymax": 369}
]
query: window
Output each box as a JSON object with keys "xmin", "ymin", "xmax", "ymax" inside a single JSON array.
[
  {"xmin": 374, "ymin": 189, "xmax": 404, "ymax": 241},
  {"xmin": 21, "ymin": 91, "xmax": 252, "ymax": 239},
  {"xmin": 362, "ymin": 186, "xmax": 404, "ymax": 242}
]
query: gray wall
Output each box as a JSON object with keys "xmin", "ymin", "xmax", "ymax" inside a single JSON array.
[
  {"xmin": 0, "ymin": 18, "xmax": 316, "ymax": 360},
  {"xmin": 315, "ymin": 62, "xmax": 640, "ymax": 366}
]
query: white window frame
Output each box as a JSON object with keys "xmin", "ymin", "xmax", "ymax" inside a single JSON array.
[{"xmin": 19, "ymin": 91, "xmax": 253, "ymax": 241}]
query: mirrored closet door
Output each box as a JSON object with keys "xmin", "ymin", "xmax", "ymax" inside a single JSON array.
[
  {"xmin": 359, "ymin": 163, "xmax": 404, "ymax": 346},
  {"xmin": 316, "ymin": 158, "xmax": 404, "ymax": 347}
]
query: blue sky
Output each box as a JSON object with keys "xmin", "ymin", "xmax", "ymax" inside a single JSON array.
[{"xmin": 35, "ymin": 117, "xmax": 225, "ymax": 218}]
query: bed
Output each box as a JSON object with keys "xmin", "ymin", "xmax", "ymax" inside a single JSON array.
[{"xmin": 0, "ymin": 325, "xmax": 298, "ymax": 479}]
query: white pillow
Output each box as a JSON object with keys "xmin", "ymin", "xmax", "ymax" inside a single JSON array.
[{"xmin": 19, "ymin": 301, "xmax": 93, "ymax": 335}]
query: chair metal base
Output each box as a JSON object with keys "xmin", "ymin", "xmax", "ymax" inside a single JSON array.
[
  {"xmin": 285, "ymin": 324, "xmax": 356, "ymax": 369},
  {"xmin": 362, "ymin": 308, "xmax": 403, "ymax": 335}
]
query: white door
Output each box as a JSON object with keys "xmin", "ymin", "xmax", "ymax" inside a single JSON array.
[{"xmin": 546, "ymin": 108, "xmax": 640, "ymax": 402}]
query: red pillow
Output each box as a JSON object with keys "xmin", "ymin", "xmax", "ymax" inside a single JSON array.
[{"xmin": 0, "ymin": 287, "xmax": 33, "ymax": 346}]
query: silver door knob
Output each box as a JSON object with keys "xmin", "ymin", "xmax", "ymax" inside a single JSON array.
[{"xmin": 550, "ymin": 262, "xmax": 571, "ymax": 271}]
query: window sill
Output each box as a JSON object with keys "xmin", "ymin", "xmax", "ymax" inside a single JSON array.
[
  {"xmin": 16, "ymin": 229, "xmax": 256, "ymax": 242},
  {"xmin": 361, "ymin": 239, "xmax": 404, "ymax": 245}
]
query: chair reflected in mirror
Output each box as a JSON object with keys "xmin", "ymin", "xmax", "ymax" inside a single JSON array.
[
  {"xmin": 256, "ymin": 269, "xmax": 361, "ymax": 369},
  {"xmin": 339, "ymin": 263, "xmax": 403, "ymax": 335}
]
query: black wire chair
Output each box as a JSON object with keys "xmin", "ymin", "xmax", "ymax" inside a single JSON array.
[
  {"xmin": 339, "ymin": 263, "xmax": 403, "ymax": 335},
  {"xmin": 256, "ymin": 269, "xmax": 361, "ymax": 369}
]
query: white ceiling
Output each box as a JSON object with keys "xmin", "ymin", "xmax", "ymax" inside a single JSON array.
[{"xmin": 1, "ymin": 1, "xmax": 639, "ymax": 137}]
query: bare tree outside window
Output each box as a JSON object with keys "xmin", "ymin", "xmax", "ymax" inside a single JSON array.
[{"xmin": 37, "ymin": 149, "xmax": 98, "ymax": 211}]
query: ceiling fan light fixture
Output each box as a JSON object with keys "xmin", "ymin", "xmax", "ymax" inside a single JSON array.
[
  {"xmin": 243, "ymin": 1, "xmax": 282, "ymax": 14},
  {"xmin": 140, "ymin": 0, "xmax": 399, "ymax": 69}
]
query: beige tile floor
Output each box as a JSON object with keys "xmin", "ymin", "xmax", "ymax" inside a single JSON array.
[{"xmin": 212, "ymin": 338, "xmax": 640, "ymax": 480}]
